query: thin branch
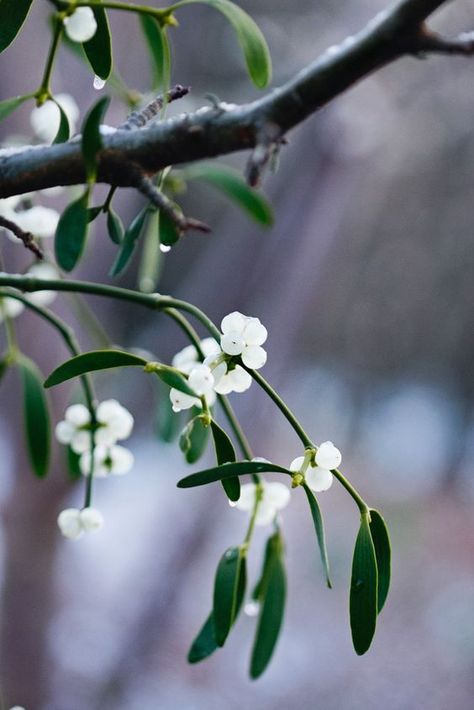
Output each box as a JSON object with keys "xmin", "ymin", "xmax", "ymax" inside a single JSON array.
[
  {"xmin": 135, "ymin": 174, "xmax": 211, "ymax": 234},
  {"xmin": 0, "ymin": 216, "xmax": 43, "ymax": 259},
  {"xmin": 0, "ymin": 0, "xmax": 465, "ymax": 197},
  {"xmin": 417, "ymin": 29, "xmax": 474, "ymax": 55},
  {"xmin": 118, "ymin": 84, "xmax": 190, "ymax": 130}
]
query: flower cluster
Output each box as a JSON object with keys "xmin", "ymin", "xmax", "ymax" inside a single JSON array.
[
  {"xmin": 63, "ymin": 7, "xmax": 98, "ymax": 43},
  {"xmin": 57, "ymin": 507, "xmax": 104, "ymax": 540},
  {"xmin": 232, "ymin": 479, "xmax": 291, "ymax": 526},
  {"xmin": 55, "ymin": 399, "xmax": 134, "ymax": 477},
  {"xmin": 290, "ymin": 441, "xmax": 342, "ymax": 492},
  {"xmin": 169, "ymin": 311, "xmax": 268, "ymax": 410}
]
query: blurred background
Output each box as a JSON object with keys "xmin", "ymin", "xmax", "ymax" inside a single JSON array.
[{"xmin": 1, "ymin": 0, "xmax": 474, "ymax": 708}]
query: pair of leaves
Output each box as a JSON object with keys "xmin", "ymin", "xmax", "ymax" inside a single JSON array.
[
  {"xmin": 183, "ymin": 164, "xmax": 273, "ymax": 226},
  {"xmin": 250, "ymin": 532, "xmax": 286, "ymax": 678},
  {"xmin": 18, "ymin": 356, "xmax": 50, "ymax": 478},
  {"xmin": 173, "ymin": 0, "xmax": 271, "ymax": 88},
  {"xmin": 188, "ymin": 545, "xmax": 246, "ymax": 662},
  {"xmin": 350, "ymin": 510, "xmax": 391, "ymax": 655},
  {"xmin": 0, "ymin": 0, "xmax": 33, "ymax": 53}
]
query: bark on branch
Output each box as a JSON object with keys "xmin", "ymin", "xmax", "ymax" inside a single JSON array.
[{"xmin": 0, "ymin": 0, "xmax": 465, "ymax": 198}]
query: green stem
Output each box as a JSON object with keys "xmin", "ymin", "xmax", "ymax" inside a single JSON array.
[
  {"xmin": 242, "ymin": 481, "xmax": 263, "ymax": 549},
  {"xmin": 38, "ymin": 18, "xmax": 63, "ymax": 98},
  {"xmin": 71, "ymin": 0, "xmax": 168, "ymax": 20},
  {"xmin": 332, "ymin": 469, "xmax": 368, "ymax": 514},
  {"xmin": 246, "ymin": 367, "xmax": 314, "ymax": 449}
]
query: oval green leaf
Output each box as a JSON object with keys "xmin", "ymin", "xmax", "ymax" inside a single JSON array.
[
  {"xmin": 18, "ymin": 356, "xmax": 51, "ymax": 478},
  {"xmin": 0, "ymin": 0, "xmax": 34, "ymax": 53},
  {"xmin": 45, "ymin": 350, "xmax": 148, "ymax": 388},
  {"xmin": 110, "ymin": 206, "xmax": 149, "ymax": 277},
  {"xmin": 187, "ymin": 612, "xmax": 218, "ymax": 663},
  {"xmin": 106, "ymin": 208, "xmax": 124, "ymax": 244},
  {"xmin": 210, "ymin": 419, "xmax": 240, "ymax": 501},
  {"xmin": 174, "ymin": 0, "xmax": 271, "ymax": 88},
  {"xmin": 184, "ymin": 163, "xmax": 273, "ymax": 225},
  {"xmin": 53, "ymin": 101, "xmax": 70, "ymax": 144},
  {"xmin": 213, "ymin": 546, "xmax": 246, "ymax": 646},
  {"xmin": 303, "ymin": 483, "xmax": 332, "ymax": 588},
  {"xmin": 148, "ymin": 363, "xmax": 197, "ymax": 397},
  {"xmin": 83, "ymin": 4, "xmax": 113, "ymax": 80},
  {"xmin": 82, "ymin": 96, "xmax": 110, "ymax": 182},
  {"xmin": 250, "ymin": 533, "xmax": 286, "ymax": 679},
  {"xmin": 55, "ymin": 190, "xmax": 89, "ymax": 271},
  {"xmin": 369, "ymin": 509, "xmax": 391, "ymax": 613},
  {"xmin": 0, "ymin": 94, "xmax": 32, "ymax": 122},
  {"xmin": 159, "ymin": 209, "xmax": 180, "ymax": 247},
  {"xmin": 139, "ymin": 15, "xmax": 170, "ymax": 91},
  {"xmin": 350, "ymin": 514, "xmax": 378, "ymax": 655},
  {"xmin": 182, "ymin": 414, "xmax": 210, "ymax": 464},
  {"xmin": 177, "ymin": 460, "xmax": 291, "ymax": 488}
]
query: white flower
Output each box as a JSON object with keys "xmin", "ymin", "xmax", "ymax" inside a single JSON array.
[
  {"xmin": 30, "ymin": 93, "xmax": 79, "ymax": 143},
  {"xmin": 169, "ymin": 389, "xmax": 201, "ymax": 413},
  {"xmin": 79, "ymin": 444, "xmax": 134, "ymax": 477},
  {"xmin": 315, "ymin": 441, "xmax": 342, "ymax": 470},
  {"xmin": 210, "ymin": 362, "xmax": 252, "ymax": 395},
  {"xmin": 187, "ymin": 363, "xmax": 215, "ymax": 396},
  {"xmin": 172, "ymin": 337, "xmax": 220, "ymax": 374},
  {"xmin": 12, "ymin": 205, "xmax": 59, "ymax": 239},
  {"xmin": 63, "ymin": 7, "xmax": 98, "ymax": 43},
  {"xmin": 290, "ymin": 456, "xmax": 333, "ymax": 493},
  {"xmin": 0, "ymin": 297, "xmax": 24, "ymax": 323},
  {"xmin": 26, "ymin": 262, "xmax": 59, "ymax": 307},
  {"xmin": 57, "ymin": 507, "xmax": 103, "ymax": 540},
  {"xmin": 220, "ymin": 311, "xmax": 267, "ymax": 369},
  {"xmin": 0, "ymin": 195, "xmax": 22, "ymax": 216},
  {"xmin": 233, "ymin": 480, "xmax": 290, "ymax": 526},
  {"xmin": 55, "ymin": 399, "xmax": 134, "ymax": 454}
]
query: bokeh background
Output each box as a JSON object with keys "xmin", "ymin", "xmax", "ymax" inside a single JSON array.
[{"xmin": 1, "ymin": 1, "xmax": 474, "ymax": 708}]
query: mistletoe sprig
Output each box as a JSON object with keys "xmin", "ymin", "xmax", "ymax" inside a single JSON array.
[{"xmin": 0, "ymin": 273, "xmax": 391, "ymax": 677}]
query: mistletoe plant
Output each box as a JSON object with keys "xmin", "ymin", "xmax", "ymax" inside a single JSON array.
[{"xmin": 0, "ymin": 0, "xmax": 472, "ymax": 682}]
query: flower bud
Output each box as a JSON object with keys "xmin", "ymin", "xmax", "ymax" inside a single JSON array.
[
  {"xmin": 63, "ymin": 8, "xmax": 98, "ymax": 43},
  {"xmin": 315, "ymin": 441, "xmax": 342, "ymax": 470}
]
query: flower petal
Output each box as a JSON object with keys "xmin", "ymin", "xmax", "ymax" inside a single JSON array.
[
  {"xmin": 221, "ymin": 311, "xmax": 246, "ymax": 335},
  {"xmin": 289, "ymin": 456, "xmax": 305, "ymax": 472},
  {"xmin": 305, "ymin": 466, "xmax": 333, "ymax": 492},
  {"xmin": 241, "ymin": 345, "xmax": 267, "ymax": 369},
  {"xmin": 235, "ymin": 482, "xmax": 257, "ymax": 511},
  {"xmin": 264, "ymin": 482, "xmax": 291, "ymax": 510},
  {"xmin": 315, "ymin": 441, "xmax": 342, "ymax": 470},
  {"xmin": 243, "ymin": 318, "xmax": 267, "ymax": 346}
]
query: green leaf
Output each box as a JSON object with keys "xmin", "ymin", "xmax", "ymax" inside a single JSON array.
[
  {"xmin": 213, "ymin": 546, "xmax": 246, "ymax": 646},
  {"xmin": 109, "ymin": 206, "xmax": 149, "ymax": 277},
  {"xmin": 250, "ymin": 533, "xmax": 286, "ymax": 679},
  {"xmin": 179, "ymin": 414, "xmax": 210, "ymax": 464},
  {"xmin": 350, "ymin": 514, "xmax": 378, "ymax": 656},
  {"xmin": 0, "ymin": 0, "xmax": 34, "ymax": 53},
  {"xmin": 159, "ymin": 209, "xmax": 180, "ymax": 247},
  {"xmin": 303, "ymin": 484, "xmax": 332, "ymax": 588},
  {"xmin": 87, "ymin": 206, "xmax": 103, "ymax": 223},
  {"xmin": 18, "ymin": 356, "xmax": 50, "ymax": 478},
  {"xmin": 45, "ymin": 350, "xmax": 148, "ymax": 388},
  {"xmin": 184, "ymin": 163, "xmax": 273, "ymax": 225},
  {"xmin": 187, "ymin": 612, "xmax": 218, "ymax": 664},
  {"xmin": 106, "ymin": 208, "xmax": 124, "ymax": 245},
  {"xmin": 83, "ymin": 4, "xmax": 113, "ymax": 80},
  {"xmin": 155, "ymin": 379, "xmax": 181, "ymax": 442},
  {"xmin": 139, "ymin": 15, "xmax": 170, "ymax": 91},
  {"xmin": 82, "ymin": 96, "xmax": 110, "ymax": 182},
  {"xmin": 177, "ymin": 460, "xmax": 290, "ymax": 489},
  {"xmin": 175, "ymin": 0, "xmax": 271, "ymax": 88},
  {"xmin": 210, "ymin": 419, "xmax": 240, "ymax": 501},
  {"xmin": 369, "ymin": 509, "xmax": 391, "ymax": 613},
  {"xmin": 149, "ymin": 363, "xmax": 197, "ymax": 397},
  {"xmin": 0, "ymin": 94, "xmax": 31, "ymax": 122},
  {"xmin": 53, "ymin": 101, "xmax": 70, "ymax": 144},
  {"xmin": 54, "ymin": 190, "xmax": 89, "ymax": 271}
]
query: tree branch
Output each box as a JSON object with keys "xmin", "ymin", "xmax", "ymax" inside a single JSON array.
[
  {"xmin": 0, "ymin": 0, "xmax": 463, "ymax": 198},
  {"xmin": 0, "ymin": 216, "xmax": 44, "ymax": 258}
]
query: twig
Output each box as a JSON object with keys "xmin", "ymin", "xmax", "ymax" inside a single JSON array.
[
  {"xmin": 417, "ymin": 29, "xmax": 474, "ymax": 55},
  {"xmin": 0, "ymin": 216, "xmax": 43, "ymax": 259},
  {"xmin": 135, "ymin": 174, "xmax": 211, "ymax": 235},
  {"xmin": 118, "ymin": 84, "xmax": 190, "ymax": 131},
  {"xmin": 245, "ymin": 122, "xmax": 283, "ymax": 187}
]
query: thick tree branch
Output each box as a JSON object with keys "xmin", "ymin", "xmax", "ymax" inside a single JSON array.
[{"xmin": 0, "ymin": 0, "xmax": 463, "ymax": 198}]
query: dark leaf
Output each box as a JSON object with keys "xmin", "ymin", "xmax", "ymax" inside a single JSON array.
[
  {"xmin": 139, "ymin": 15, "xmax": 170, "ymax": 91},
  {"xmin": 87, "ymin": 206, "xmax": 103, "ymax": 223},
  {"xmin": 369, "ymin": 509, "xmax": 391, "ymax": 613},
  {"xmin": 0, "ymin": 0, "xmax": 34, "ymax": 53},
  {"xmin": 213, "ymin": 546, "xmax": 246, "ymax": 646},
  {"xmin": 18, "ymin": 356, "xmax": 50, "ymax": 477},
  {"xmin": 45, "ymin": 350, "xmax": 148, "ymax": 388},
  {"xmin": 106, "ymin": 208, "xmax": 124, "ymax": 244},
  {"xmin": 250, "ymin": 533, "xmax": 286, "ymax": 678},
  {"xmin": 184, "ymin": 163, "xmax": 273, "ymax": 225},
  {"xmin": 350, "ymin": 514, "xmax": 378, "ymax": 655},
  {"xmin": 187, "ymin": 612, "xmax": 218, "ymax": 664},
  {"xmin": 54, "ymin": 190, "xmax": 89, "ymax": 272},
  {"xmin": 159, "ymin": 209, "xmax": 180, "ymax": 246},
  {"xmin": 210, "ymin": 419, "xmax": 239, "ymax": 501},
  {"xmin": 180, "ymin": 414, "xmax": 210, "ymax": 464},
  {"xmin": 83, "ymin": 3, "xmax": 113, "ymax": 80},
  {"xmin": 177, "ymin": 460, "xmax": 290, "ymax": 489},
  {"xmin": 82, "ymin": 95, "xmax": 110, "ymax": 182},
  {"xmin": 149, "ymin": 363, "xmax": 197, "ymax": 397},
  {"xmin": 303, "ymin": 484, "xmax": 332, "ymax": 588},
  {"xmin": 53, "ymin": 101, "xmax": 70, "ymax": 144},
  {"xmin": 109, "ymin": 206, "xmax": 149, "ymax": 276}
]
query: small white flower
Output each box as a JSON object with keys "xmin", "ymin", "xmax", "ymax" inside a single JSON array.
[
  {"xmin": 172, "ymin": 337, "xmax": 220, "ymax": 374},
  {"xmin": 169, "ymin": 388, "xmax": 201, "ymax": 413},
  {"xmin": 95, "ymin": 399, "xmax": 134, "ymax": 445},
  {"xmin": 212, "ymin": 363, "xmax": 252, "ymax": 395},
  {"xmin": 290, "ymin": 456, "xmax": 333, "ymax": 493},
  {"xmin": 63, "ymin": 7, "xmax": 98, "ymax": 43},
  {"xmin": 234, "ymin": 480, "xmax": 290, "ymax": 526},
  {"xmin": 315, "ymin": 441, "xmax": 342, "ymax": 470},
  {"xmin": 55, "ymin": 403, "xmax": 92, "ymax": 454},
  {"xmin": 220, "ymin": 311, "xmax": 267, "ymax": 369},
  {"xmin": 13, "ymin": 205, "xmax": 59, "ymax": 239},
  {"xmin": 79, "ymin": 444, "xmax": 134, "ymax": 477},
  {"xmin": 187, "ymin": 364, "xmax": 215, "ymax": 396},
  {"xmin": 25, "ymin": 262, "xmax": 59, "ymax": 307},
  {"xmin": 55, "ymin": 399, "xmax": 134, "ymax": 454},
  {"xmin": 30, "ymin": 94, "xmax": 79, "ymax": 143},
  {"xmin": 0, "ymin": 195, "xmax": 22, "ymax": 216},
  {"xmin": 0, "ymin": 297, "xmax": 24, "ymax": 323},
  {"xmin": 57, "ymin": 506, "xmax": 104, "ymax": 539}
]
